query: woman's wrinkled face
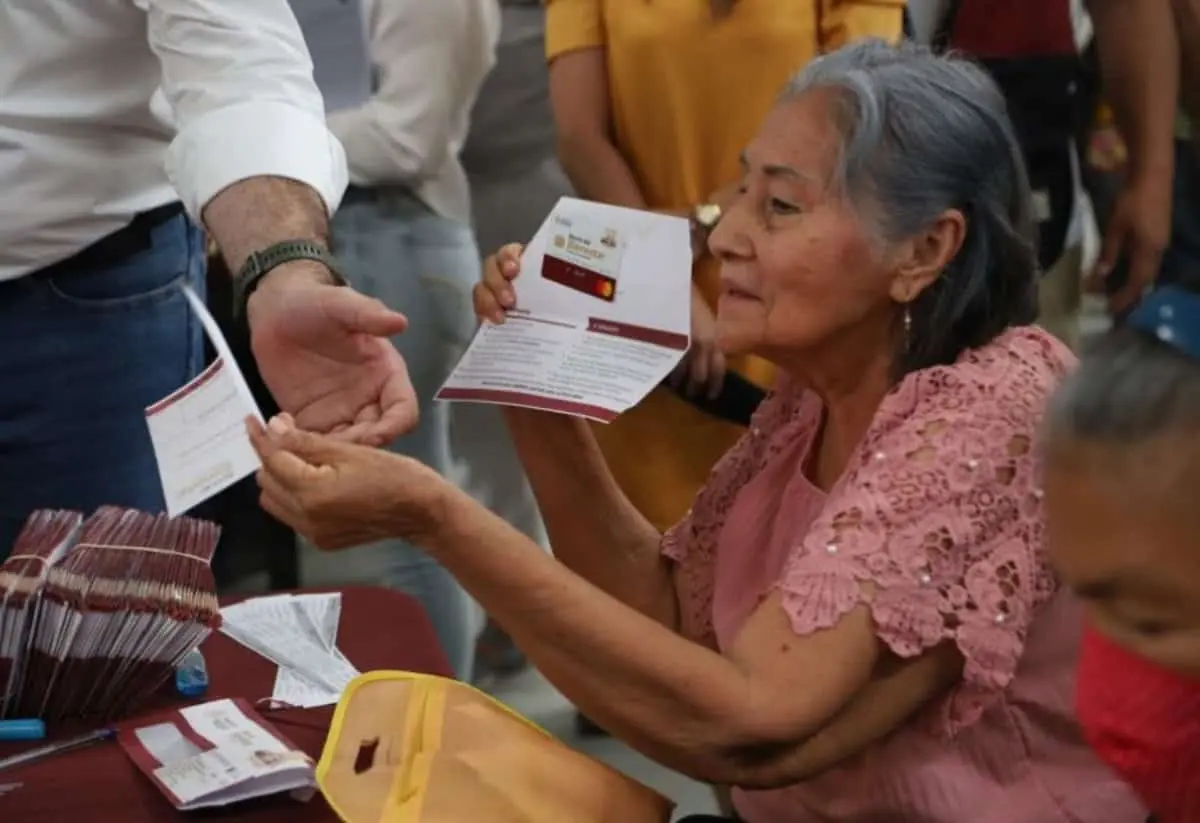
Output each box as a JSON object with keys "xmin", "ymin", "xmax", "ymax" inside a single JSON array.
[
  {"xmin": 707, "ymin": 90, "xmax": 898, "ymax": 364},
  {"xmin": 1045, "ymin": 438, "xmax": 1200, "ymax": 675}
]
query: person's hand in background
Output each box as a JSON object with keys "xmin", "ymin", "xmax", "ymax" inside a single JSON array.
[
  {"xmin": 1089, "ymin": 173, "xmax": 1172, "ymax": 314},
  {"xmin": 473, "ymin": 243, "xmax": 524, "ymax": 324},
  {"xmin": 247, "ymin": 413, "xmax": 450, "ymax": 550},
  {"xmin": 247, "ymin": 264, "xmax": 417, "ymax": 448},
  {"xmin": 669, "ymin": 285, "xmax": 726, "ymax": 400}
]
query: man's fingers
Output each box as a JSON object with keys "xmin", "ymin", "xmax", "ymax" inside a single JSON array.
[
  {"xmin": 328, "ymin": 289, "xmax": 409, "ymax": 337},
  {"xmin": 360, "ymin": 398, "xmax": 419, "ymax": 446}
]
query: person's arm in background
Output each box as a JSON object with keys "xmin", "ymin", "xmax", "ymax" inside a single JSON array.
[
  {"xmin": 546, "ymin": 0, "xmax": 725, "ymax": 397},
  {"xmin": 327, "ymin": 0, "xmax": 499, "ymax": 187},
  {"xmin": 1171, "ymin": 0, "xmax": 1200, "ymax": 132},
  {"xmin": 139, "ymin": 0, "xmax": 416, "ymax": 444},
  {"xmin": 1086, "ymin": 0, "xmax": 1179, "ymax": 313},
  {"xmin": 821, "ymin": 0, "xmax": 907, "ymax": 48}
]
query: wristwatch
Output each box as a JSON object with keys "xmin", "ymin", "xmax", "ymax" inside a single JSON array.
[{"xmin": 233, "ymin": 239, "xmax": 347, "ymax": 319}]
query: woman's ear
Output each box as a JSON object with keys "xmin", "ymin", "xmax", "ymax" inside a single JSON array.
[{"xmin": 888, "ymin": 208, "xmax": 966, "ymax": 303}]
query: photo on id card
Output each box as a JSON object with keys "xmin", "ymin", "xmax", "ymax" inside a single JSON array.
[{"xmin": 541, "ymin": 213, "xmax": 624, "ymax": 303}]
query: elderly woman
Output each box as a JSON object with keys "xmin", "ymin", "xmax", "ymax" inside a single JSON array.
[
  {"xmin": 1044, "ymin": 286, "xmax": 1200, "ymax": 822},
  {"xmin": 248, "ymin": 41, "xmax": 1143, "ymax": 821}
]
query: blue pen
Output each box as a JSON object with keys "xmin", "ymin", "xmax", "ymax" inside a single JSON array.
[{"xmin": 0, "ymin": 719, "xmax": 45, "ymax": 743}]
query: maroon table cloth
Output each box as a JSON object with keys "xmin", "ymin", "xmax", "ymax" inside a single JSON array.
[{"xmin": 0, "ymin": 586, "xmax": 451, "ymax": 821}]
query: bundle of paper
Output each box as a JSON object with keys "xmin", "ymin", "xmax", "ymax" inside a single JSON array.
[
  {"xmin": 0, "ymin": 511, "xmax": 83, "ymax": 718},
  {"xmin": 220, "ymin": 594, "xmax": 359, "ymax": 708},
  {"xmin": 16, "ymin": 506, "xmax": 221, "ymax": 721},
  {"xmin": 120, "ymin": 697, "xmax": 316, "ymax": 810}
]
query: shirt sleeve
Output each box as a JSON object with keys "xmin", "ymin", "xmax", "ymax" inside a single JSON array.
[
  {"xmin": 137, "ymin": 0, "xmax": 349, "ymax": 218},
  {"xmin": 327, "ymin": 0, "xmax": 500, "ymax": 188},
  {"xmin": 774, "ymin": 371, "xmax": 1057, "ymax": 735},
  {"xmin": 544, "ymin": 0, "xmax": 606, "ymax": 62}
]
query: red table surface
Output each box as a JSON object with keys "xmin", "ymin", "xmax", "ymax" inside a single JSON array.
[{"xmin": 0, "ymin": 586, "xmax": 451, "ymax": 821}]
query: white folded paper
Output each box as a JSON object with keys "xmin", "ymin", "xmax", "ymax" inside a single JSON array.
[
  {"xmin": 220, "ymin": 593, "xmax": 358, "ymax": 709},
  {"xmin": 145, "ymin": 286, "xmax": 263, "ymax": 518},
  {"xmin": 437, "ymin": 197, "xmax": 692, "ymax": 422}
]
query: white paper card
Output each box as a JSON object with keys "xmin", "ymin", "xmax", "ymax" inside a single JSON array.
[
  {"xmin": 219, "ymin": 594, "xmax": 358, "ymax": 709},
  {"xmin": 145, "ymin": 286, "xmax": 264, "ymax": 518},
  {"xmin": 437, "ymin": 197, "xmax": 692, "ymax": 422},
  {"xmin": 137, "ymin": 699, "xmax": 315, "ymax": 810},
  {"xmin": 288, "ymin": 0, "xmax": 373, "ymax": 113}
]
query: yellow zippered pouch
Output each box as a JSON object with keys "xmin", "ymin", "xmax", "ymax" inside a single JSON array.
[{"xmin": 316, "ymin": 671, "xmax": 673, "ymax": 823}]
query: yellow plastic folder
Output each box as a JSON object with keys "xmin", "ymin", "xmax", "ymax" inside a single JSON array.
[{"xmin": 317, "ymin": 672, "xmax": 675, "ymax": 823}]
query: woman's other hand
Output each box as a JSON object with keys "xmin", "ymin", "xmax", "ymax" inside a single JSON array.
[
  {"xmin": 670, "ymin": 285, "xmax": 727, "ymax": 399},
  {"xmin": 246, "ymin": 414, "xmax": 451, "ymax": 551},
  {"xmin": 473, "ymin": 243, "xmax": 524, "ymax": 324}
]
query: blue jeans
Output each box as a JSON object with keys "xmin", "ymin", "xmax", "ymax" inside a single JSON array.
[
  {"xmin": 1160, "ymin": 141, "xmax": 1200, "ymax": 289},
  {"xmin": 0, "ymin": 213, "xmax": 206, "ymax": 556},
  {"xmin": 298, "ymin": 189, "xmax": 480, "ymax": 680}
]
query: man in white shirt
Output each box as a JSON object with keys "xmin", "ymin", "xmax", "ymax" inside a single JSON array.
[
  {"xmin": 0, "ymin": 1, "xmax": 417, "ymax": 554},
  {"xmin": 295, "ymin": 0, "xmax": 501, "ymax": 681}
]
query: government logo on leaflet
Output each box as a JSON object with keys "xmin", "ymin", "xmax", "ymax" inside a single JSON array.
[{"xmin": 542, "ymin": 215, "xmax": 623, "ymax": 303}]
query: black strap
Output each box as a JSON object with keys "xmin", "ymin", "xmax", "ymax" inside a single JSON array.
[
  {"xmin": 904, "ymin": 0, "xmax": 964, "ymax": 51},
  {"xmin": 932, "ymin": 0, "xmax": 964, "ymax": 52}
]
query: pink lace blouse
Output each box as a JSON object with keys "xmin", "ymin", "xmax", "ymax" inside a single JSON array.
[{"xmin": 662, "ymin": 327, "xmax": 1146, "ymax": 823}]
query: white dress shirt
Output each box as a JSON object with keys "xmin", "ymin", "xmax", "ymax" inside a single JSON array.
[
  {"xmin": 0, "ymin": 0, "xmax": 349, "ymax": 281},
  {"xmin": 327, "ymin": 0, "xmax": 500, "ymax": 224}
]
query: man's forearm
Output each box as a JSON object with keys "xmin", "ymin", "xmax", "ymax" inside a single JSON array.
[
  {"xmin": 1090, "ymin": 0, "xmax": 1179, "ymax": 180},
  {"xmin": 201, "ymin": 176, "xmax": 332, "ymax": 275}
]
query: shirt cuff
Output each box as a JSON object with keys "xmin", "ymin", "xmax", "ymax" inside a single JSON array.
[{"xmin": 165, "ymin": 99, "xmax": 349, "ymax": 220}]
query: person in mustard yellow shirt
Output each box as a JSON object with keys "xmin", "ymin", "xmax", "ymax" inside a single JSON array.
[{"xmin": 544, "ymin": 0, "xmax": 904, "ymax": 533}]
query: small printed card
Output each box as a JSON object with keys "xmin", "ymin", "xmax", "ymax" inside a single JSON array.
[
  {"xmin": 437, "ymin": 197, "xmax": 692, "ymax": 423},
  {"xmin": 541, "ymin": 212, "xmax": 625, "ymax": 302},
  {"xmin": 119, "ymin": 698, "xmax": 316, "ymax": 811},
  {"xmin": 145, "ymin": 286, "xmax": 263, "ymax": 517}
]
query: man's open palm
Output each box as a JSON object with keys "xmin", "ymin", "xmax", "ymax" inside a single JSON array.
[{"xmin": 248, "ymin": 278, "xmax": 417, "ymax": 447}]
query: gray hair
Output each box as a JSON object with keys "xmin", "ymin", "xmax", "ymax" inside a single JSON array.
[
  {"xmin": 1045, "ymin": 327, "xmax": 1200, "ymax": 446},
  {"xmin": 780, "ymin": 39, "xmax": 1039, "ymax": 375}
]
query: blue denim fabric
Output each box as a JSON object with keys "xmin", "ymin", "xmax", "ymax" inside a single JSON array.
[
  {"xmin": 1160, "ymin": 141, "xmax": 1200, "ymax": 289},
  {"xmin": 300, "ymin": 189, "xmax": 481, "ymax": 680},
  {"xmin": 0, "ymin": 213, "xmax": 206, "ymax": 555}
]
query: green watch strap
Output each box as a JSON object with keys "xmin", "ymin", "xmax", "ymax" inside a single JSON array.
[{"xmin": 233, "ymin": 240, "xmax": 347, "ymax": 319}]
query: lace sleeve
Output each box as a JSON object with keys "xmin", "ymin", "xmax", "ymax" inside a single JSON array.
[{"xmin": 776, "ymin": 403, "xmax": 1058, "ymax": 735}]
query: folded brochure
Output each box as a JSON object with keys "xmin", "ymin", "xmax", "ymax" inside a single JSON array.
[
  {"xmin": 119, "ymin": 698, "xmax": 315, "ymax": 810},
  {"xmin": 437, "ymin": 197, "xmax": 693, "ymax": 422}
]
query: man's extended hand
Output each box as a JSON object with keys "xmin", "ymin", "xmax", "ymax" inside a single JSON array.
[{"xmin": 246, "ymin": 263, "xmax": 417, "ymax": 447}]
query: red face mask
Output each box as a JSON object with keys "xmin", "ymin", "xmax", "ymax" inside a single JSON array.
[{"xmin": 1076, "ymin": 625, "xmax": 1200, "ymax": 822}]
